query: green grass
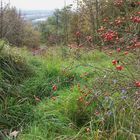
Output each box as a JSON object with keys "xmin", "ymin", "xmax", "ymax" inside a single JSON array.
[{"xmin": 0, "ymin": 43, "xmax": 139, "ymax": 140}]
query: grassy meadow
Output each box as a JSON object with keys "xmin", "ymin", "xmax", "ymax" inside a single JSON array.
[{"xmin": 0, "ymin": 41, "xmax": 139, "ymax": 140}]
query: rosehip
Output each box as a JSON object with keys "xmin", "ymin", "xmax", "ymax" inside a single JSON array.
[
  {"xmin": 117, "ymin": 48, "xmax": 121, "ymax": 52},
  {"xmin": 124, "ymin": 51, "xmax": 128, "ymax": 55},
  {"xmin": 52, "ymin": 85, "xmax": 57, "ymax": 91},
  {"xmin": 112, "ymin": 60, "xmax": 117, "ymax": 65},
  {"xmin": 135, "ymin": 81, "xmax": 140, "ymax": 87},
  {"xmin": 116, "ymin": 65, "xmax": 123, "ymax": 71}
]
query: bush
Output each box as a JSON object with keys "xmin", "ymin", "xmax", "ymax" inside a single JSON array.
[
  {"xmin": 0, "ymin": 6, "xmax": 40, "ymax": 48},
  {"xmin": 0, "ymin": 42, "xmax": 34, "ymax": 131}
]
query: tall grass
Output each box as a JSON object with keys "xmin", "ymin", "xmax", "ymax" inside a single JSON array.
[{"xmin": 0, "ymin": 42, "xmax": 139, "ymax": 140}]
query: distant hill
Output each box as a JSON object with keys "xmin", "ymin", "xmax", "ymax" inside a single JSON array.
[{"xmin": 21, "ymin": 10, "xmax": 54, "ymax": 23}]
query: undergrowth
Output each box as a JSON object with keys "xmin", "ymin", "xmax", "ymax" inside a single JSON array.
[{"xmin": 0, "ymin": 42, "xmax": 139, "ymax": 140}]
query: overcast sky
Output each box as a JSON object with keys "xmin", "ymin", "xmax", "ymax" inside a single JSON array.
[{"xmin": 3, "ymin": 0, "xmax": 74, "ymax": 10}]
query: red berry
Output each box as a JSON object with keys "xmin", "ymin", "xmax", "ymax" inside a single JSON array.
[
  {"xmin": 116, "ymin": 65, "xmax": 123, "ymax": 71},
  {"xmin": 135, "ymin": 81, "xmax": 140, "ymax": 87},
  {"xmin": 52, "ymin": 85, "xmax": 57, "ymax": 91},
  {"xmin": 101, "ymin": 30, "xmax": 117, "ymax": 42},
  {"xmin": 124, "ymin": 51, "xmax": 128, "ymax": 55},
  {"xmin": 112, "ymin": 60, "xmax": 117, "ymax": 65},
  {"xmin": 117, "ymin": 48, "xmax": 121, "ymax": 52}
]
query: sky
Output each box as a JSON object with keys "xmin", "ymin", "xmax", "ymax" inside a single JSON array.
[{"xmin": 3, "ymin": 0, "xmax": 74, "ymax": 10}]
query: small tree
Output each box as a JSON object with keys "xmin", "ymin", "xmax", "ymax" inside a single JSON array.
[{"xmin": 0, "ymin": 0, "xmax": 40, "ymax": 48}]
